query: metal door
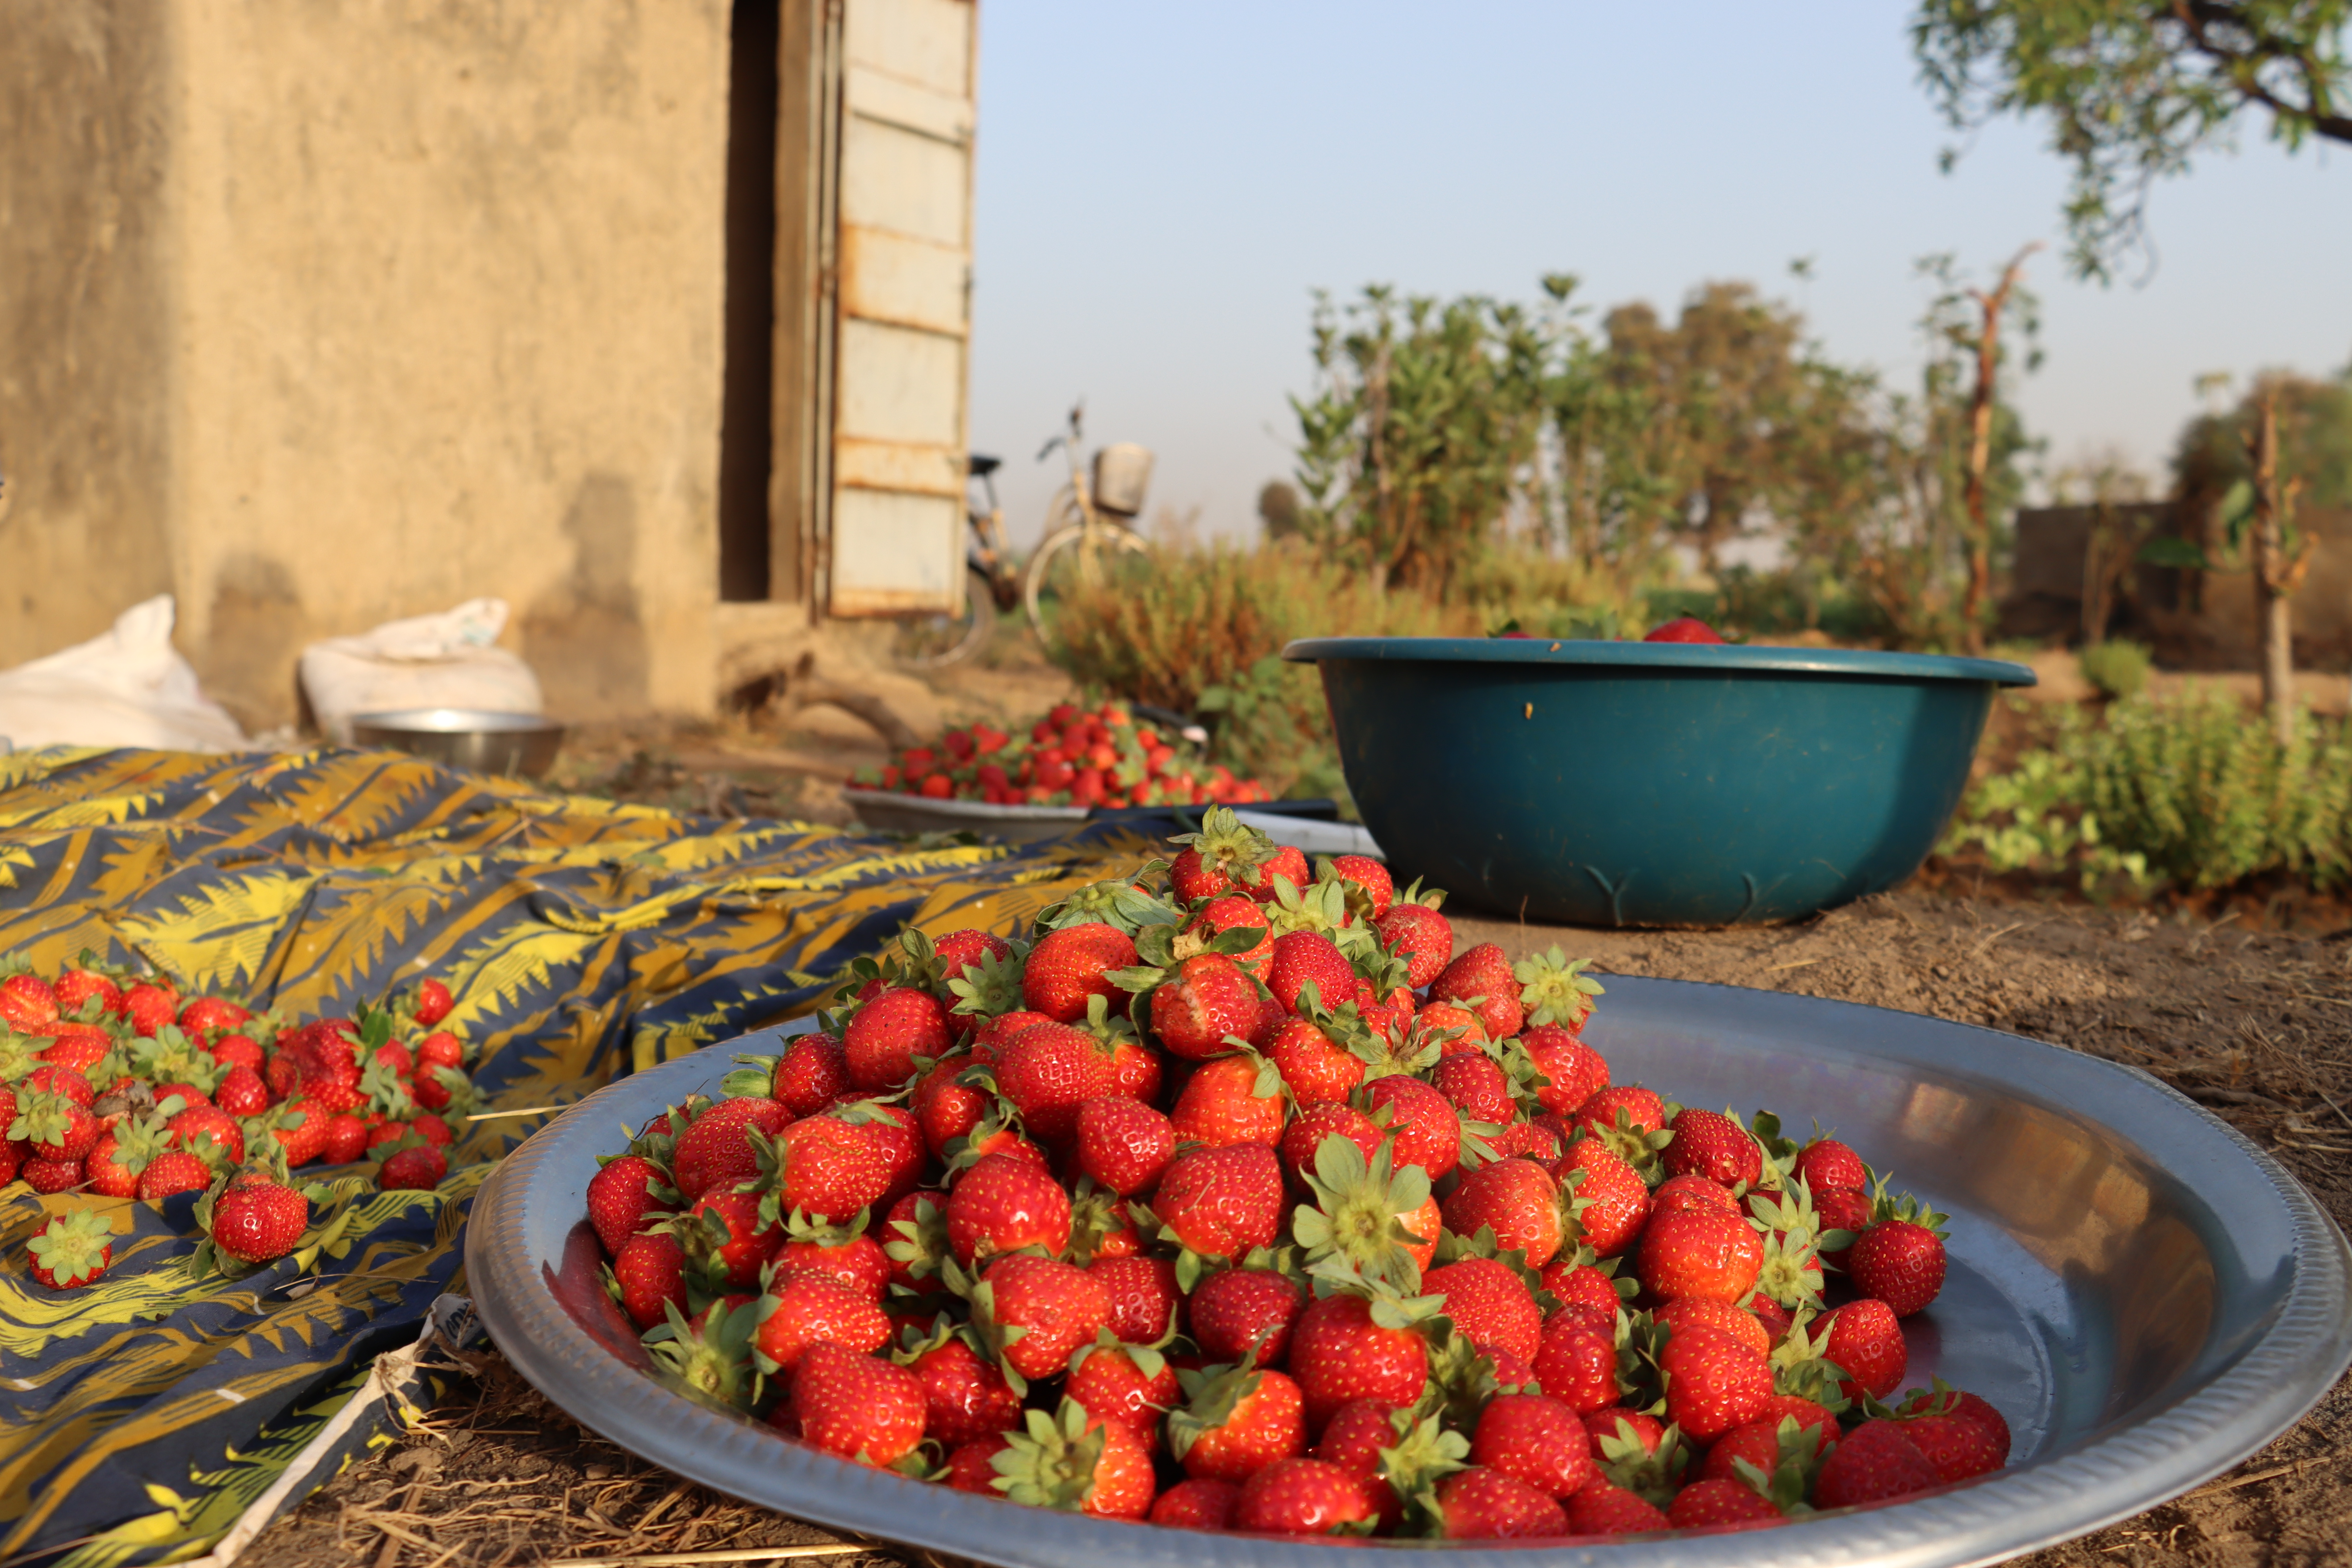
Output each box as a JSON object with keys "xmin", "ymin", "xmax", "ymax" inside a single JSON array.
[{"xmin": 823, "ymin": 0, "xmax": 974, "ymax": 616}]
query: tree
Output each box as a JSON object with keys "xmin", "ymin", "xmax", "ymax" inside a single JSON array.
[
  {"xmin": 1913, "ymin": 2, "xmax": 2352, "ymax": 279},
  {"xmin": 2166, "ymin": 367, "xmax": 2352, "ymax": 738},
  {"xmin": 1291, "ymin": 287, "xmax": 1549, "ymax": 594}
]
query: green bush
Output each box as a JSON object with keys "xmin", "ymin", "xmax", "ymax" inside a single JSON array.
[
  {"xmin": 2077, "ymin": 639, "xmax": 2152, "ymax": 701},
  {"xmin": 1942, "ymin": 686, "xmax": 2352, "ymax": 891}
]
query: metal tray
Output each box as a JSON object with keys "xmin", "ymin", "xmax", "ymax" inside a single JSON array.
[{"xmin": 466, "ymin": 979, "xmax": 2352, "ymax": 1567}]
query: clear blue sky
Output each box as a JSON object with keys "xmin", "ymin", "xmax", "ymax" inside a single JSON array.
[{"xmin": 967, "ymin": 1, "xmax": 2347, "ymax": 547}]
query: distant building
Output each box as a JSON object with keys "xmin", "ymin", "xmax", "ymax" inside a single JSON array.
[
  {"xmin": 1, "ymin": 0, "xmax": 978, "ymax": 730},
  {"xmin": 2003, "ymin": 503, "xmax": 2352, "ymax": 667}
]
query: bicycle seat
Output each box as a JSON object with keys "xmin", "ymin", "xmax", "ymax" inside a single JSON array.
[{"xmin": 966, "ymin": 453, "xmax": 1002, "ymax": 477}]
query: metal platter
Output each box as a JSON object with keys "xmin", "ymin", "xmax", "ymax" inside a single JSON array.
[{"xmin": 467, "ymin": 978, "xmax": 2352, "ymax": 1568}]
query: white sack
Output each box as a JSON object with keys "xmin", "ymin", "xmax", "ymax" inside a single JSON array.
[
  {"xmin": 0, "ymin": 596, "xmax": 247, "ymax": 753},
  {"xmin": 299, "ymin": 598, "xmax": 542, "ymax": 743}
]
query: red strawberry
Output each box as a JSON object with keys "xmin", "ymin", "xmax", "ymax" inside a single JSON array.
[
  {"xmin": 1700, "ymin": 1413, "xmax": 1838, "ymax": 1483},
  {"xmin": 1814, "ymin": 1186, "xmax": 1873, "ymax": 1269},
  {"xmin": 121, "ymin": 982, "xmax": 181, "ymax": 1038},
  {"xmin": 1653, "ymin": 1296, "xmax": 1769, "ymax": 1359},
  {"xmin": 752, "ymin": 1265, "xmax": 889, "ymax": 1374},
  {"xmin": 973, "ymin": 1254, "xmax": 1110, "ymax": 1382},
  {"xmin": 1532, "ymin": 1316, "xmax": 1620, "ymax": 1413},
  {"xmin": 24, "ymin": 1065, "xmax": 93, "ymax": 1108},
  {"xmin": 1580, "ymin": 1407, "xmax": 1664, "ymax": 1460},
  {"xmin": 1433, "ymin": 1466, "xmax": 1568, "ymax": 1539},
  {"xmin": 1091, "ymin": 1254, "xmax": 1180, "ymax": 1342},
  {"xmin": 1248, "ymin": 844, "xmax": 1311, "ymax": 903},
  {"xmin": 1168, "ymin": 1361, "xmax": 1307, "ymax": 1479},
  {"xmin": 1149, "ymin": 954, "xmax": 1261, "ymax": 1060},
  {"xmin": 1635, "ymin": 1206, "xmax": 1763, "ymax": 1304},
  {"xmin": 1375, "ymin": 900, "xmax": 1453, "ymax": 990},
  {"xmin": 792, "ymin": 1341, "xmax": 926, "ymax": 1466},
  {"xmin": 587, "ymin": 1154, "xmax": 672, "ymax": 1255},
  {"xmin": 1361, "ymin": 1074, "xmax": 1459, "ymax": 1180},
  {"xmin": 1265, "ymin": 1017, "xmax": 1365, "ymax": 1107},
  {"xmin": 1264, "ymin": 931, "xmax": 1353, "ymax": 1016},
  {"xmin": 1555, "ymin": 1140, "xmax": 1650, "ymax": 1257},
  {"xmin": 684, "ymin": 1188, "xmax": 782, "ymax": 1290},
  {"xmin": 1068, "ymin": 1343, "xmax": 1181, "ymax": 1449},
  {"xmin": 1440, "ymin": 1155, "xmax": 1565, "ymax": 1269},
  {"xmin": 1471, "ymin": 1392, "xmax": 1597, "ymax": 1497},
  {"xmin": 842, "ymin": 987, "xmax": 951, "ymax": 1093},
  {"xmin": 22, "ymin": 1156, "xmax": 84, "ymax": 1193},
  {"xmin": 994, "ymin": 1400, "xmax": 1157, "ymax": 1519},
  {"xmin": 1793, "ymin": 1135, "xmax": 1867, "ymax": 1192},
  {"xmin": 211, "ymin": 1173, "xmax": 309, "ymax": 1264},
  {"xmin": 36, "ymin": 1029, "xmax": 111, "ymax": 1074},
  {"xmin": 1189, "ymin": 1267, "xmax": 1304, "ymax": 1367},
  {"xmin": 1021, "ymin": 923, "xmax": 1137, "ymax": 1023},
  {"xmin": 18, "ymin": 1090, "xmax": 100, "ymax": 1163},
  {"xmin": 0, "ymin": 973, "xmax": 60, "ymax": 1031},
  {"xmin": 1823, "ymin": 1298, "xmax": 1908, "ymax": 1401},
  {"xmin": 1327, "ymin": 854, "xmax": 1393, "ymax": 921},
  {"xmin": 416, "ymin": 1031, "xmax": 463, "ymax": 1072},
  {"xmin": 1151, "ymin": 1143, "xmax": 1283, "ymax": 1261},
  {"xmin": 1171, "ymin": 1052, "xmax": 1285, "ymax": 1148},
  {"xmin": 1895, "ymin": 1385, "xmax": 2012, "ymax": 1456},
  {"xmin": 83, "ymin": 1131, "xmax": 141, "ymax": 1198},
  {"xmin": 1850, "ymin": 1217, "xmax": 1947, "ymax": 1317},
  {"xmin": 902, "ymin": 1332, "xmax": 1023, "ymax": 1447},
  {"xmin": 214, "ymin": 1065, "xmax": 269, "ymax": 1118},
  {"xmin": 1895, "ymin": 1410, "xmax": 2007, "ymax": 1481},
  {"xmin": 1429, "ymin": 1050, "xmax": 1513, "ymax": 1124},
  {"xmin": 54, "ymin": 968, "xmax": 122, "ymax": 1017},
  {"xmin": 27, "ymin": 1208, "xmax": 112, "ymax": 1288},
  {"xmin": 935, "ymin": 926, "xmax": 1012, "ymax": 983},
  {"xmin": 1187, "ymin": 896, "xmax": 1274, "ymax": 973},
  {"xmin": 1233, "ymin": 1456, "xmax": 1379, "ymax": 1535},
  {"xmin": 1566, "ymin": 1478, "xmax": 1670, "ymax": 1535},
  {"xmin": 1074, "ymin": 1096, "xmax": 1173, "ymax": 1195},
  {"xmin": 1573, "ymin": 1083, "xmax": 1668, "ymax": 1158},
  {"xmin": 1430, "ymin": 944, "xmax": 1522, "ymax": 1039},
  {"xmin": 1150, "ymin": 1476, "xmax": 1239, "ymax": 1530},
  {"xmin": 1426, "ymin": 1258, "xmax": 1542, "ymax": 1363},
  {"xmin": 1653, "ymin": 1172, "xmax": 1743, "ymax": 1219},
  {"xmin": 766, "ymin": 1107, "xmax": 899, "ymax": 1223},
  {"xmin": 946, "ymin": 1151, "xmax": 1072, "ymax": 1263},
  {"xmin": 994, "ymin": 1021, "xmax": 1116, "ymax": 1145},
  {"xmin": 138, "ymin": 1148, "xmax": 214, "ymax": 1199},
  {"xmin": 413, "ymin": 977, "xmax": 455, "ymax": 1026},
  {"xmin": 670, "ymin": 1096, "xmax": 792, "ymax": 1203},
  {"xmin": 178, "ymin": 995, "xmax": 250, "ymax": 1038},
  {"xmin": 1657, "ymin": 1323, "xmax": 1771, "ymax": 1441},
  {"xmin": 1541, "ymin": 1254, "xmax": 1629, "ymax": 1331},
  {"xmin": 1813, "ymin": 1419, "xmax": 1942, "ymax": 1508},
  {"xmin": 379, "ymin": 1143, "xmax": 448, "ymax": 1190},
  {"xmin": 322, "ymin": 1112, "xmax": 371, "ymax": 1165},
  {"xmin": 609, "ymin": 1231, "xmax": 687, "ymax": 1328},
  {"xmin": 1668, "ymin": 1477, "xmax": 1782, "ymax": 1527},
  {"xmin": 1661, "ymin": 1108, "xmax": 1762, "ymax": 1189},
  {"xmin": 944, "ymin": 1435, "xmax": 1012, "ymax": 1493},
  {"xmin": 1279, "ymin": 1102, "xmax": 1382, "ymax": 1189},
  {"xmin": 1289, "ymin": 1293, "xmax": 1429, "ymax": 1434},
  {"xmin": 771, "ymin": 1031, "xmax": 847, "ymax": 1116},
  {"xmin": 773, "ymin": 1219, "xmax": 889, "ymax": 1302}
]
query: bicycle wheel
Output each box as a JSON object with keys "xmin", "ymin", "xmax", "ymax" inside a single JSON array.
[
  {"xmin": 1023, "ymin": 523, "xmax": 1153, "ymax": 644},
  {"xmin": 891, "ymin": 565, "xmax": 997, "ymax": 669}
]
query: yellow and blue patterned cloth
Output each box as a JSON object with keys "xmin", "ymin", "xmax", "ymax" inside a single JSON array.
[{"xmin": 0, "ymin": 746, "xmax": 1161, "ymax": 1567}]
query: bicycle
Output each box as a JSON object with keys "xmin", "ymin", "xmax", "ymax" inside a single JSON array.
[
  {"xmin": 1022, "ymin": 404, "xmax": 1154, "ymax": 644},
  {"xmin": 890, "ymin": 455, "xmax": 1022, "ymax": 669}
]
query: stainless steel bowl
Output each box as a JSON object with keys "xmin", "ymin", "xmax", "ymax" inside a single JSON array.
[
  {"xmin": 466, "ymin": 980, "xmax": 2352, "ymax": 1567},
  {"xmin": 348, "ymin": 708, "xmax": 564, "ymax": 778}
]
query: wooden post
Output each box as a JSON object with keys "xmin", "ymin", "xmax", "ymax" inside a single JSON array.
[
  {"xmin": 2246, "ymin": 386, "xmax": 2302, "ymax": 747},
  {"xmin": 1959, "ymin": 245, "xmax": 2040, "ymax": 655}
]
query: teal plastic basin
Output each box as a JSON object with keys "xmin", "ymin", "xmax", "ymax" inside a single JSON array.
[{"xmin": 1284, "ymin": 637, "xmax": 2036, "ymax": 927}]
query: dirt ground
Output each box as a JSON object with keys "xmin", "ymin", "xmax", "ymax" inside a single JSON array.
[{"xmin": 237, "ymin": 873, "xmax": 2352, "ymax": 1568}]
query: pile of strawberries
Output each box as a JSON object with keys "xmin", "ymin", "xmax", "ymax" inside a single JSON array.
[
  {"xmin": 854, "ymin": 701, "xmax": 1273, "ymax": 811},
  {"xmin": 4, "ymin": 962, "xmax": 476, "ymax": 1289},
  {"xmin": 582, "ymin": 809, "xmax": 2008, "ymax": 1539}
]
